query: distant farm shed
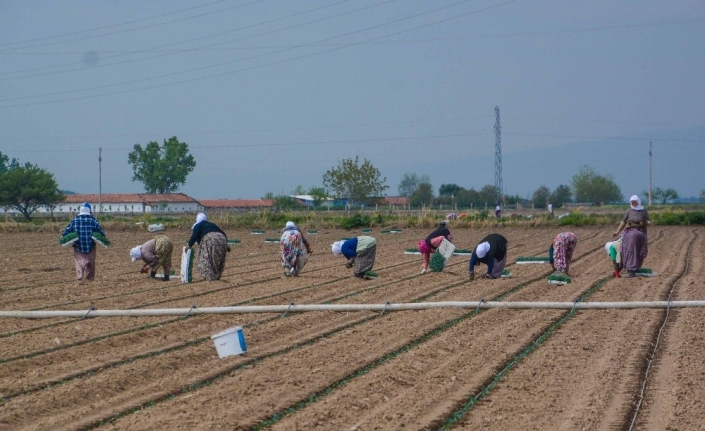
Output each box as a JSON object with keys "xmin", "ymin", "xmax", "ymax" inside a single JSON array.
[{"xmin": 56, "ymin": 193, "xmax": 200, "ymax": 214}]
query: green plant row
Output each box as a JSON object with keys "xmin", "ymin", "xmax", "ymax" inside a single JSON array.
[{"xmin": 438, "ymin": 277, "xmax": 610, "ymax": 429}]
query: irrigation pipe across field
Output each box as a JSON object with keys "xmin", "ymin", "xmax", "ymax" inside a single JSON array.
[{"xmin": 3, "ymin": 301, "xmax": 705, "ymax": 318}]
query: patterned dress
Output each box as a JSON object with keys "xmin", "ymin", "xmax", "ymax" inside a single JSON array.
[
  {"xmin": 196, "ymin": 232, "xmax": 228, "ymax": 280},
  {"xmin": 280, "ymin": 229, "xmax": 309, "ymax": 276},
  {"xmin": 352, "ymin": 245, "xmax": 377, "ymax": 277},
  {"xmin": 551, "ymin": 232, "xmax": 578, "ymax": 273}
]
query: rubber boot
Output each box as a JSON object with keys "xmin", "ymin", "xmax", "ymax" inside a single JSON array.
[
  {"xmin": 150, "ymin": 270, "xmax": 156, "ymax": 278},
  {"xmin": 162, "ymin": 274, "xmax": 170, "ymax": 281}
]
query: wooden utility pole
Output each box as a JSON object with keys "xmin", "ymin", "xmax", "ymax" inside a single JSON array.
[
  {"xmin": 99, "ymin": 147, "xmax": 102, "ymax": 213},
  {"xmin": 648, "ymin": 141, "xmax": 652, "ymax": 206}
]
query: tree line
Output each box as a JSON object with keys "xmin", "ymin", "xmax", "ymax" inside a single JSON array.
[{"xmin": 1, "ymin": 137, "xmax": 700, "ymax": 219}]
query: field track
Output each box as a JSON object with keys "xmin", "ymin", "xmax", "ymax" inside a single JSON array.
[{"xmin": 0, "ymin": 226, "xmax": 702, "ymax": 430}]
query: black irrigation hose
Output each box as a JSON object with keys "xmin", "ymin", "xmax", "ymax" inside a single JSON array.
[
  {"xmin": 2, "ymin": 261, "xmax": 448, "ymax": 400},
  {"xmin": 3, "ymin": 230, "xmax": 647, "ymax": 422},
  {"xmin": 435, "ymin": 276, "xmax": 611, "ymax": 430},
  {"xmin": 625, "ymin": 229, "xmax": 698, "ymax": 431}
]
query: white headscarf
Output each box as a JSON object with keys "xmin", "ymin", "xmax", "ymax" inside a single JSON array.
[
  {"xmin": 79, "ymin": 202, "xmax": 92, "ymax": 215},
  {"xmin": 630, "ymin": 195, "xmax": 644, "ymax": 211},
  {"xmin": 285, "ymin": 221, "xmax": 296, "ymax": 230},
  {"xmin": 605, "ymin": 242, "xmax": 613, "ymax": 255},
  {"xmin": 331, "ymin": 241, "xmax": 344, "ymax": 256},
  {"xmin": 192, "ymin": 212, "xmax": 207, "ymax": 229},
  {"xmin": 130, "ymin": 246, "xmax": 142, "ymax": 262},
  {"xmin": 475, "ymin": 241, "xmax": 490, "ymax": 258}
]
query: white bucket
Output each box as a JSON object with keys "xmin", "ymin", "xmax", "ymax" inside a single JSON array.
[{"xmin": 211, "ymin": 326, "xmax": 247, "ymax": 358}]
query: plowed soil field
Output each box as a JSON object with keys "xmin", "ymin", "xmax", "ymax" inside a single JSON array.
[{"xmin": 0, "ymin": 226, "xmax": 703, "ymax": 430}]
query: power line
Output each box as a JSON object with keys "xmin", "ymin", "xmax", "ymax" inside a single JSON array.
[
  {"xmin": 3, "ymin": 16, "xmax": 702, "ymax": 58},
  {"xmin": 5, "ymin": 129, "xmax": 704, "ymax": 155},
  {"xmin": 3, "ymin": 115, "xmax": 493, "ymax": 140},
  {"xmin": 0, "ymin": 0, "xmax": 354, "ymax": 79},
  {"xmin": 4, "ymin": 132, "xmax": 493, "ymax": 153},
  {"xmin": 0, "ymin": 0, "xmax": 442, "ymax": 94},
  {"xmin": 0, "ymin": 0, "xmax": 516, "ymax": 108},
  {"xmin": 0, "ymin": 0, "xmax": 266, "ymax": 52}
]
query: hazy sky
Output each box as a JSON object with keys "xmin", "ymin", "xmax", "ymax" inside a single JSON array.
[{"xmin": 1, "ymin": 0, "xmax": 704, "ymax": 199}]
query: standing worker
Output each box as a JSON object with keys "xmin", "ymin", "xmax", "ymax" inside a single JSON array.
[
  {"xmin": 418, "ymin": 221, "xmax": 453, "ymax": 274},
  {"xmin": 61, "ymin": 202, "xmax": 108, "ymax": 283},
  {"xmin": 187, "ymin": 213, "xmax": 229, "ymax": 281},
  {"xmin": 130, "ymin": 235, "xmax": 174, "ymax": 281},
  {"xmin": 613, "ymin": 195, "xmax": 651, "ymax": 278},
  {"xmin": 280, "ymin": 221, "xmax": 312, "ymax": 277},
  {"xmin": 468, "ymin": 233, "xmax": 508, "ymax": 280},
  {"xmin": 331, "ymin": 236, "xmax": 377, "ymax": 279}
]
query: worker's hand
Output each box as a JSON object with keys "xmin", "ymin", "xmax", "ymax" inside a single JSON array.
[
  {"xmin": 306, "ymin": 247, "xmax": 313, "ymax": 254},
  {"xmin": 468, "ymin": 271, "xmax": 475, "ymax": 281},
  {"xmin": 612, "ymin": 232, "xmax": 619, "ymax": 238},
  {"xmin": 140, "ymin": 265, "xmax": 150, "ymax": 274},
  {"xmin": 226, "ymin": 245, "xmax": 231, "ymax": 253},
  {"xmin": 345, "ymin": 260, "xmax": 353, "ymax": 269},
  {"xmin": 483, "ymin": 273, "xmax": 492, "ymax": 279}
]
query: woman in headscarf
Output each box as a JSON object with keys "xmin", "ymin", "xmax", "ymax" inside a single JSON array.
[
  {"xmin": 187, "ymin": 213, "xmax": 229, "ymax": 281},
  {"xmin": 331, "ymin": 236, "xmax": 377, "ymax": 278},
  {"xmin": 495, "ymin": 205, "xmax": 502, "ymax": 218},
  {"xmin": 613, "ymin": 195, "xmax": 651, "ymax": 278},
  {"xmin": 130, "ymin": 235, "xmax": 174, "ymax": 281},
  {"xmin": 418, "ymin": 221, "xmax": 453, "ymax": 274},
  {"xmin": 61, "ymin": 202, "xmax": 107, "ymax": 283},
  {"xmin": 605, "ymin": 239, "xmax": 623, "ymax": 278},
  {"xmin": 548, "ymin": 232, "xmax": 578, "ymax": 276},
  {"xmin": 280, "ymin": 221, "xmax": 312, "ymax": 277},
  {"xmin": 468, "ymin": 233, "xmax": 508, "ymax": 280}
]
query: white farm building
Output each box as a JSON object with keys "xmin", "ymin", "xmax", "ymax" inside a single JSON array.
[{"xmin": 52, "ymin": 193, "xmax": 200, "ymax": 214}]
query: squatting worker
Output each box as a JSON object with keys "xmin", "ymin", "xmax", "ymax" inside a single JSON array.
[
  {"xmin": 187, "ymin": 213, "xmax": 229, "ymax": 281},
  {"xmin": 130, "ymin": 235, "xmax": 174, "ymax": 281},
  {"xmin": 61, "ymin": 202, "xmax": 107, "ymax": 283},
  {"xmin": 331, "ymin": 235, "xmax": 377, "ymax": 279},
  {"xmin": 468, "ymin": 233, "xmax": 508, "ymax": 280},
  {"xmin": 418, "ymin": 221, "xmax": 453, "ymax": 274},
  {"xmin": 549, "ymin": 232, "xmax": 578, "ymax": 276},
  {"xmin": 613, "ymin": 195, "xmax": 651, "ymax": 278},
  {"xmin": 280, "ymin": 221, "xmax": 312, "ymax": 277}
]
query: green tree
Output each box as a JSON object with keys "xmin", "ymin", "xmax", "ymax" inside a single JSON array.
[
  {"xmin": 0, "ymin": 163, "xmax": 65, "ymax": 220},
  {"xmin": 648, "ymin": 187, "xmax": 680, "ymax": 204},
  {"xmin": 322, "ymin": 156, "xmax": 388, "ymax": 207},
  {"xmin": 0, "ymin": 151, "xmax": 20, "ymax": 176},
  {"xmin": 127, "ymin": 136, "xmax": 196, "ymax": 194},
  {"xmin": 531, "ymin": 185, "xmax": 551, "ymax": 209},
  {"xmin": 549, "ymin": 184, "xmax": 572, "ymax": 208},
  {"xmin": 262, "ymin": 192, "xmax": 275, "ymax": 199},
  {"xmin": 307, "ymin": 186, "xmax": 328, "ymax": 208},
  {"xmin": 274, "ymin": 195, "xmax": 300, "ymax": 209},
  {"xmin": 478, "ymin": 184, "xmax": 499, "ymax": 207},
  {"xmin": 291, "ymin": 185, "xmax": 306, "ymax": 196},
  {"xmin": 410, "ymin": 182, "xmax": 434, "ymax": 207},
  {"xmin": 438, "ymin": 183, "xmax": 462, "ymax": 198},
  {"xmin": 571, "ymin": 165, "xmax": 622, "ymax": 205},
  {"xmin": 398, "ymin": 173, "xmax": 430, "ymax": 197}
]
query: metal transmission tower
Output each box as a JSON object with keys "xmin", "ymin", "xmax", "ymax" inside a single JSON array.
[{"xmin": 494, "ymin": 106, "xmax": 503, "ymax": 204}]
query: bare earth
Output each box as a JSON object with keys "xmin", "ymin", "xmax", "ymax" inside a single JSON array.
[{"xmin": 0, "ymin": 226, "xmax": 703, "ymax": 430}]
